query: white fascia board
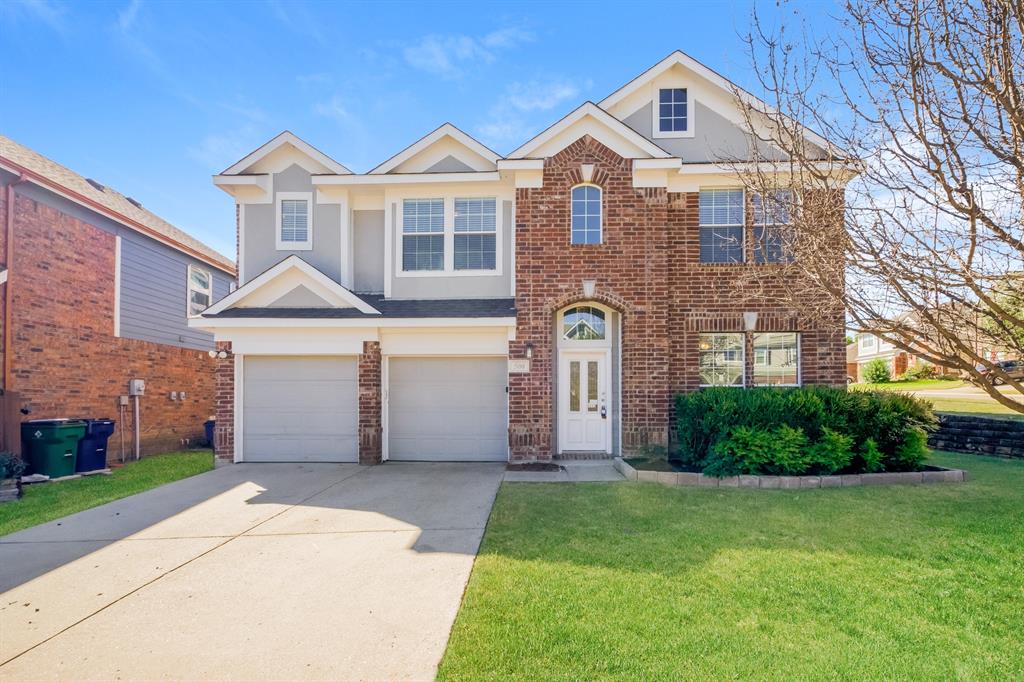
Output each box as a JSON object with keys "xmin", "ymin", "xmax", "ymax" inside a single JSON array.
[
  {"xmin": 677, "ymin": 160, "xmax": 857, "ymax": 177},
  {"xmin": 496, "ymin": 159, "xmax": 544, "ymax": 171},
  {"xmin": 634, "ymin": 158, "xmax": 682, "ymax": 170},
  {"xmin": 508, "ymin": 102, "xmax": 671, "ymax": 159},
  {"xmin": 189, "ymin": 316, "xmax": 518, "ymax": 330},
  {"xmin": 202, "ymin": 255, "xmax": 380, "ymax": 316},
  {"xmin": 221, "ymin": 131, "xmax": 352, "ymax": 175},
  {"xmin": 312, "ymin": 171, "xmax": 502, "ymax": 186},
  {"xmin": 600, "ymin": 50, "xmax": 838, "ymax": 156},
  {"xmin": 368, "ymin": 123, "xmax": 501, "ymax": 174},
  {"xmin": 212, "ymin": 173, "xmax": 272, "ymax": 200}
]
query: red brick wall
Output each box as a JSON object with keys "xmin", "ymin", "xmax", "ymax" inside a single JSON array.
[
  {"xmin": 213, "ymin": 342, "xmax": 234, "ymax": 460},
  {"xmin": 7, "ymin": 190, "xmax": 218, "ymax": 461},
  {"xmin": 511, "ymin": 135, "xmax": 846, "ymax": 460},
  {"xmin": 358, "ymin": 341, "xmax": 382, "ymax": 465}
]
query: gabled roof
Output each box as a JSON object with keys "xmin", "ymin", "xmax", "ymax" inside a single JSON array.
[
  {"xmin": 221, "ymin": 131, "xmax": 352, "ymax": 175},
  {"xmin": 202, "ymin": 256, "xmax": 379, "ymax": 316},
  {"xmin": 599, "ymin": 50, "xmax": 835, "ymax": 154},
  {"xmin": 507, "ymin": 102, "xmax": 673, "ymax": 160},
  {"xmin": 0, "ymin": 135, "xmax": 234, "ymax": 273},
  {"xmin": 368, "ymin": 123, "xmax": 501, "ymax": 174}
]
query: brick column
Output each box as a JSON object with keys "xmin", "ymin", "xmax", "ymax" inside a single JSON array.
[
  {"xmin": 213, "ymin": 341, "xmax": 234, "ymax": 461},
  {"xmin": 358, "ymin": 341, "xmax": 382, "ymax": 465}
]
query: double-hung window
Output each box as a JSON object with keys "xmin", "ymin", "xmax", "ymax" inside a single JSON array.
[
  {"xmin": 187, "ymin": 265, "xmax": 212, "ymax": 317},
  {"xmin": 698, "ymin": 333, "xmax": 745, "ymax": 386},
  {"xmin": 571, "ymin": 185, "xmax": 602, "ymax": 245},
  {"xmin": 658, "ymin": 88, "xmax": 688, "ymax": 133},
  {"xmin": 276, "ymin": 192, "xmax": 312, "ymax": 250},
  {"xmin": 699, "ymin": 189, "xmax": 744, "ymax": 263},
  {"xmin": 454, "ymin": 197, "xmax": 497, "ymax": 270},
  {"xmin": 753, "ymin": 332, "xmax": 800, "ymax": 386},
  {"xmin": 402, "ymin": 198, "xmax": 444, "ymax": 271},
  {"xmin": 753, "ymin": 190, "xmax": 794, "ymax": 264}
]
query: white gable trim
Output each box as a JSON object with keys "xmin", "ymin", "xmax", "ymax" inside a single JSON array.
[
  {"xmin": 369, "ymin": 123, "xmax": 501, "ymax": 174},
  {"xmin": 202, "ymin": 255, "xmax": 379, "ymax": 316},
  {"xmin": 221, "ymin": 131, "xmax": 352, "ymax": 176},
  {"xmin": 599, "ymin": 50, "xmax": 835, "ymax": 154},
  {"xmin": 508, "ymin": 102, "xmax": 672, "ymax": 160}
]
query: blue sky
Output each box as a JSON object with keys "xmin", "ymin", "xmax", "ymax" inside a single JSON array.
[{"xmin": 0, "ymin": 0, "xmax": 837, "ymax": 259}]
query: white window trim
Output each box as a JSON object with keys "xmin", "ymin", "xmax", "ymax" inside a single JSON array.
[
  {"xmin": 187, "ymin": 264, "xmax": 213, "ymax": 318},
  {"xmin": 753, "ymin": 332, "xmax": 801, "ymax": 387},
  {"xmin": 699, "ymin": 186, "xmax": 746, "ymax": 263},
  {"xmin": 698, "ymin": 332, "xmax": 746, "ymax": 388},
  {"xmin": 859, "ymin": 334, "xmax": 878, "ymax": 352},
  {"xmin": 454, "ymin": 197, "xmax": 499, "ymax": 271},
  {"xmin": 275, "ymin": 191, "xmax": 313, "ymax": 251},
  {"xmin": 651, "ymin": 83, "xmax": 695, "ymax": 139},
  {"xmin": 557, "ymin": 303, "xmax": 613, "ymax": 349},
  {"xmin": 570, "ymin": 184, "xmax": 603, "ymax": 246},
  {"xmin": 395, "ymin": 193, "xmax": 504, "ymax": 278}
]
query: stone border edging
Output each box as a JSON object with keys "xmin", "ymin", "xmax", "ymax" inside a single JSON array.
[{"xmin": 613, "ymin": 458, "xmax": 967, "ymax": 488}]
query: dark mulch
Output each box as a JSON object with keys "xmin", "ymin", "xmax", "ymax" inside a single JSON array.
[{"xmin": 506, "ymin": 462, "xmax": 564, "ymax": 472}]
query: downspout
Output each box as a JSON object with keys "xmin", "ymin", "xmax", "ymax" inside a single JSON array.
[{"xmin": 3, "ymin": 173, "xmax": 27, "ymax": 393}]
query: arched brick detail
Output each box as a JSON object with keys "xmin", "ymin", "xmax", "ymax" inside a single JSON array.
[{"xmin": 544, "ymin": 288, "xmax": 634, "ymax": 318}]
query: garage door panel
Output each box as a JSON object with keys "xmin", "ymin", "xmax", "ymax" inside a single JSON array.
[
  {"xmin": 388, "ymin": 357, "xmax": 507, "ymax": 462},
  {"xmin": 243, "ymin": 356, "xmax": 358, "ymax": 463}
]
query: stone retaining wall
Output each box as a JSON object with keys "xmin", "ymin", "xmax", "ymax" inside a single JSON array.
[
  {"xmin": 929, "ymin": 414, "xmax": 1024, "ymax": 459},
  {"xmin": 614, "ymin": 458, "xmax": 966, "ymax": 488}
]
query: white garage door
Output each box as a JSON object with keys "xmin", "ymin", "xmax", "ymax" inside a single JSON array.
[
  {"xmin": 243, "ymin": 356, "xmax": 358, "ymax": 462},
  {"xmin": 388, "ymin": 357, "xmax": 507, "ymax": 461}
]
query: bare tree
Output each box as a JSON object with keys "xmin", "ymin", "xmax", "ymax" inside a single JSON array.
[{"xmin": 724, "ymin": 0, "xmax": 1024, "ymax": 412}]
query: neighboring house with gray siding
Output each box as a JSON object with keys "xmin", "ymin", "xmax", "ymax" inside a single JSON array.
[{"xmin": 1, "ymin": 135, "xmax": 235, "ymax": 457}]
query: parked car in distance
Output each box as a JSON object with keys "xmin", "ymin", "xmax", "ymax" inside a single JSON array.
[{"xmin": 984, "ymin": 360, "xmax": 1024, "ymax": 385}]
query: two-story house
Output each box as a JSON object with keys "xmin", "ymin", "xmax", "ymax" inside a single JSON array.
[
  {"xmin": 194, "ymin": 51, "xmax": 848, "ymax": 464},
  {"xmin": 1, "ymin": 135, "xmax": 235, "ymax": 459}
]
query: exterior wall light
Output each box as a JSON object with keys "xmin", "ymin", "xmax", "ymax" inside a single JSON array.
[
  {"xmin": 743, "ymin": 311, "xmax": 759, "ymax": 332},
  {"xmin": 525, "ymin": 342, "xmax": 534, "ymax": 359}
]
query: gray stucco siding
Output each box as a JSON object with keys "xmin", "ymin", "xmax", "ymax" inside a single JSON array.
[{"xmin": 353, "ymin": 210, "xmax": 385, "ymax": 293}]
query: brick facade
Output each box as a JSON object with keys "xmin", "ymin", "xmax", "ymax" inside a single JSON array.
[
  {"xmin": 4, "ymin": 190, "xmax": 219, "ymax": 461},
  {"xmin": 509, "ymin": 136, "xmax": 846, "ymax": 461},
  {"xmin": 213, "ymin": 342, "xmax": 234, "ymax": 460},
  {"xmin": 358, "ymin": 340, "xmax": 382, "ymax": 465}
]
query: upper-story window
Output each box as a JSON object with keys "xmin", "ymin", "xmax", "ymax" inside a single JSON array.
[
  {"xmin": 402, "ymin": 198, "xmax": 445, "ymax": 271},
  {"xmin": 276, "ymin": 192, "xmax": 312, "ymax": 250},
  {"xmin": 699, "ymin": 189, "xmax": 744, "ymax": 263},
  {"xmin": 859, "ymin": 334, "xmax": 877, "ymax": 352},
  {"xmin": 658, "ymin": 88, "xmax": 688, "ymax": 133},
  {"xmin": 571, "ymin": 185, "xmax": 602, "ymax": 245},
  {"xmin": 187, "ymin": 264, "xmax": 212, "ymax": 317},
  {"xmin": 454, "ymin": 197, "xmax": 497, "ymax": 270},
  {"xmin": 753, "ymin": 190, "xmax": 794, "ymax": 264}
]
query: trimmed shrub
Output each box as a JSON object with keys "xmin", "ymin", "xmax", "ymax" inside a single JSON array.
[
  {"xmin": 862, "ymin": 358, "xmax": 892, "ymax": 383},
  {"xmin": 0, "ymin": 452, "xmax": 25, "ymax": 480},
  {"xmin": 900, "ymin": 363, "xmax": 936, "ymax": 381},
  {"xmin": 675, "ymin": 386, "xmax": 936, "ymax": 477}
]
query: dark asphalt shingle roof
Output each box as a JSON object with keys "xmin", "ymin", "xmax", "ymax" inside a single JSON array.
[{"xmin": 205, "ymin": 295, "xmax": 516, "ymax": 319}]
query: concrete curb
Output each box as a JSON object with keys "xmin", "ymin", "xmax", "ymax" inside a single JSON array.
[{"xmin": 613, "ymin": 458, "xmax": 967, "ymax": 489}]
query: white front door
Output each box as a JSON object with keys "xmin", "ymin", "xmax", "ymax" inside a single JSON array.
[{"xmin": 559, "ymin": 352, "xmax": 610, "ymax": 453}]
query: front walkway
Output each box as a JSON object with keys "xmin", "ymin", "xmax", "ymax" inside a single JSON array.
[{"xmin": 0, "ymin": 462, "xmax": 503, "ymax": 681}]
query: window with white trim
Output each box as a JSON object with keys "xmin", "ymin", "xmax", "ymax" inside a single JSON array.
[
  {"xmin": 402, "ymin": 198, "xmax": 444, "ymax": 271},
  {"xmin": 699, "ymin": 333, "xmax": 744, "ymax": 386},
  {"xmin": 658, "ymin": 88, "xmax": 688, "ymax": 133},
  {"xmin": 571, "ymin": 185, "xmax": 602, "ymax": 245},
  {"xmin": 275, "ymin": 192, "xmax": 313, "ymax": 250},
  {"xmin": 562, "ymin": 306, "xmax": 606, "ymax": 340},
  {"xmin": 454, "ymin": 197, "xmax": 497, "ymax": 270},
  {"xmin": 753, "ymin": 332, "xmax": 800, "ymax": 386},
  {"xmin": 699, "ymin": 189, "xmax": 744, "ymax": 263},
  {"xmin": 859, "ymin": 334, "xmax": 877, "ymax": 352},
  {"xmin": 187, "ymin": 265, "xmax": 212, "ymax": 317},
  {"xmin": 753, "ymin": 190, "xmax": 794, "ymax": 264}
]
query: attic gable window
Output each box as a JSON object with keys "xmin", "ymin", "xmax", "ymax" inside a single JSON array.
[
  {"xmin": 276, "ymin": 192, "xmax": 313, "ymax": 250},
  {"xmin": 658, "ymin": 88, "xmax": 688, "ymax": 132}
]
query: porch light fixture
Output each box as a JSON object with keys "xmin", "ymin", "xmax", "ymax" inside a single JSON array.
[
  {"xmin": 525, "ymin": 342, "xmax": 534, "ymax": 359},
  {"xmin": 210, "ymin": 349, "xmax": 231, "ymax": 360},
  {"xmin": 742, "ymin": 311, "xmax": 759, "ymax": 332},
  {"xmin": 582, "ymin": 279, "xmax": 597, "ymax": 298}
]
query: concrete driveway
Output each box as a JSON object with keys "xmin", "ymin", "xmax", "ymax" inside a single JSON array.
[{"xmin": 0, "ymin": 462, "xmax": 504, "ymax": 681}]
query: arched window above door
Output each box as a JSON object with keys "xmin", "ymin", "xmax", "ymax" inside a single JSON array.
[{"xmin": 562, "ymin": 306, "xmax": 606, "ymax": 340}]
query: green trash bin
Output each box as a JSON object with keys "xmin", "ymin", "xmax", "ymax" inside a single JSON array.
[{"xmin": 21, "ymin": 419, "xmax": 87, "ymax": 478}]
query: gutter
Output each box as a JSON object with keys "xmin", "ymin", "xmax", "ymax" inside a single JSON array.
[{"xmin": 3, "ymin": 173, "xmax": 27, "ymax": 392}]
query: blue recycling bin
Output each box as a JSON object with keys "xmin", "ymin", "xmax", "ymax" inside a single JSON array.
[
  {"xmin": 204, "ymin": 420, "xmax": 215, "ymax": 448},
  {"xmin": 75, "ymin": 419, "xmax": 116, "ymax": 472}
]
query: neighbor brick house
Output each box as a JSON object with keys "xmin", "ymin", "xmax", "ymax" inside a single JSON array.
[
  {"xmin": 1, "ymin": 136, "xmax": 235, "ymax": 459},
  {"xmin": 194, "ymin": 51, "xmax": 847, "ymax": 464}
]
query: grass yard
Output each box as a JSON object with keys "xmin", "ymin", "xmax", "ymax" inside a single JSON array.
[
  {"xmin": 439, "ymin": 451, "xmax": 1024, "ymax": 680},
  {"xmin": 0, "ymin": 450, "xmax": 214, "ymax": 537},
  {"xmin": 927, "ymin": 397, "xmax": 1024, "ymax": 421},
  {"xmin": 853, "ymin": 378, "xmax": 965, "ymax": 391}
]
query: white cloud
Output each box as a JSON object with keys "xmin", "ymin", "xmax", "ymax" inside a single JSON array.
[
  {"xmin": 117, "ymin": 0, "xmax": 140, "ymax": 32},
  {"xmin": 476, "ymin": 78, "xmax": 589, "ymax": 149},
  {"xmin": 505, "ymin": 79, "xmax": 585, "ymax": 112},
  {"xmin": 0, "ymin": 0, "xmax": 66, "ymax": 32},
  {"xmin": 187, "ymin": 126, "xmax": 262, "ymax": 172},
  {"xmin": 402, "ymin": 26, "xmax": 534, "ymax": 79},
  {"xmin": 313, "ymin": 94, "xmax": 354, "ymax": 125}
]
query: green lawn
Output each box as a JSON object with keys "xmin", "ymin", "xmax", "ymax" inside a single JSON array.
[
  {"xmin": 439, "ymin": 451, "xmax": 1024, "ymax": 680},
  {"xmin": 853, "ymin": 378, "xmax": 965, "ymax": 391},
  {"xmin": 0, "ymin": 450, "xmax": 214, "ymax": 537},
  {"xmin": 927, "ymin": 397, "xmax": 1024, "ymax": 420}
]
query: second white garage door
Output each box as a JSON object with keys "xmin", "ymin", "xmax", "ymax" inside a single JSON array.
[
  {"xmin": 242, "ymin": 356, "xmax": 358, "ymax": 462},
  {"xmin": 387, "ymin": 357, "xmax": 508, "ymax": 461}
]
